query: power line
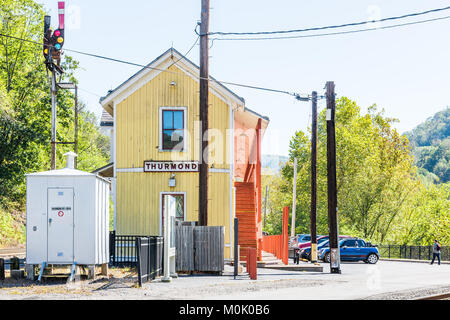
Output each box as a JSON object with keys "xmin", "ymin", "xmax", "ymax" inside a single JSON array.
[
  {"xmin": 169, "ymin": 36, "xmax": 199, "ymax": 67},
  {"xmin": 207, "ymin": 5, "xmax": 450, "ymax": 36},
  {"xmin": 0, "ymin": 33, "xmax": 302, "ymax": 98},
  {"xmin": 212, "ymin": 14, "xmax": 450, "ymax": 41},
  {"xmin": 78, "ymin": 87, "xmax": 102, "ymax": 98}
]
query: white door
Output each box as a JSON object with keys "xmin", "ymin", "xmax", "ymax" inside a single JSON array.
[
  {"xmin": 162, "ymin": 194, "xmax": 177, "ymax": 280},
  {"xmin": 47, "ymin": 188, "xmax": 74, "ymax": 263}
]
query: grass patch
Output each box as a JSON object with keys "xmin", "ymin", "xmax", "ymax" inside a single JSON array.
[{"xmin": 0, "ymin": 204, "xmax": 25, "ymax": 248}]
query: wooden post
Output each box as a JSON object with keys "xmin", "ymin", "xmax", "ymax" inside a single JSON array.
[
  {"xmin": 101, "ymin": 263, "xmax": 108, "ymax": 276},
  {"xmin": 291, "ymin": 158, "xmax": 297, "ymax": 237},
  {"xmin": 282, "ymin": 207, "xmax": 289, "ymax": 265},
  {"xmin": 310, "ymin": 91, "xmax": 318, "ymax": 263},
  {"xmin": 198, "ymin": 0, "xmax": 210, "ymax": 226},
  {"xmin": 88, "ymin": 265, "xmax": 96, "ymax": 280},
  {"xmin": 256, "ymin": 119, "xmax": 262, "ymax": 261},
  {"xmin": 247, "ymin": 248, "xmax": 257, "ymax": 280},
  {"xmin": 326, "ymin": 81, "xmax": 341, "ymax": 274}
]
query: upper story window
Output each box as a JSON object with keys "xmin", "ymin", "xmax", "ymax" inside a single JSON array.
[{"xmin": 160, "ymin": 107, "xmax": 186, "ymax": 152}]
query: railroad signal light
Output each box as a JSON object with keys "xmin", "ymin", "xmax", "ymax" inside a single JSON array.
[
  {"xmin": 51, "ymin": 28, "xmax": 64, "ymax": 64},
  {"xmin": 52, "ymin": 29, "xmax": 64, "ymax": 49},
  {"xmin": 42, "ymin": 1, "xmax": 65, "ymax": 69}
]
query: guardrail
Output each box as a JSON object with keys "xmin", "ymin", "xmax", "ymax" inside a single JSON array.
[{"xmin": 378, "ymin": 245, "xmax": 449, "ymax": 262}]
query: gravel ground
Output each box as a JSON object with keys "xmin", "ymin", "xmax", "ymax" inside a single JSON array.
[
  {"xmin": 361, "ymin": 284, "xmax": 450, "ymax": 300},
  {"xmin": 0, "ymin": 266, "xmax": 330, "ymax": 300},
  {"xmin": 1, "ymin": 262, "xmax": 449, "ymax": 300}
]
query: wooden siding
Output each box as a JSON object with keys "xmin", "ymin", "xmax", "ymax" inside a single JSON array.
[
  {"xmin": 116, "ymin": 64, "xmax": 230, "ymax": 169},
  {"xmin": 116, "ymin": 171, "xmax": 231, "ymax": 257},
  {"xmin": 115, "ymin": 62, "xmax": 233, "ymax": 258},
  {"xmin": 235, "ymin": 181, "xmax": 258, "ymax": 261}
]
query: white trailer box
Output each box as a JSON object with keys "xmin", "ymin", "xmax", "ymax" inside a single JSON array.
[{"xmin": 26, "ymin": 153, "xmax": 110, "ymax": 266}]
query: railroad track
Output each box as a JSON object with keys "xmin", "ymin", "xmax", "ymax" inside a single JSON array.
[{"xmin": 417, "ymin": 292, "xmax": 450, "ymax": 300}]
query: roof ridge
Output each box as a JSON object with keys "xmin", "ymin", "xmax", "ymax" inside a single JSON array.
[{"xmin": 99, "ymin": 47, "xmax": 245, "ymax": 105}]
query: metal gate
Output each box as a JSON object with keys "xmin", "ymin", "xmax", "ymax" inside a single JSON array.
[{"xmin": 136, "ymin": 236, "xmax": 164, "ymax": 287}]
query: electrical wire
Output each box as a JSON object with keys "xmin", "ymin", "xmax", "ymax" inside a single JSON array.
[
  {"xmin": 0, "ymin": 33, "xmax": 301, "ymax": 98},
  {"xmin": 2, "ymin": 9, "xmax": 448, "ymax": 100},
  {"xmin": 211, "ymin": 14, "xmax": 450, "ymax": 41},
  {"xmin": 207, "ymin": 5, "xmax": 450, "ymax": 36},
  {"xmin": 78, "ymin": 87, "xmax": 102, "ymax": 98},
  {"xmin": 168, "ymin": 35, "xmax": 200, "ymax": 68}
]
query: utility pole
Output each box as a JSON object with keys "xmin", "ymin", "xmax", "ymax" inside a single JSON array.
[
  {"xmin": 326, "ymin": 81, "xmax": 341, "ymax": 274},
  {"xmin": 291, "ymin": 158, "xmax": 298, "ymax": 237},
  {"xmin": 310, "ymin": 91, "xmax": 318, "ymax": 263},
  {"xmin": 198, "ymin": 0, "xmax": 210, "ymax": 226}
]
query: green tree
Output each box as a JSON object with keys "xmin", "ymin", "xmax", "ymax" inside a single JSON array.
[
  {"xmin": 388, "ymin": 183, "xmax": 450, "ymax": 245},
  {"xmin": 281, "ymin": 97, "xmax": 418, "ymax": 243},
  {"xmin": 0, "ymin": 0, "xmax": 110, "ymax": 245}
]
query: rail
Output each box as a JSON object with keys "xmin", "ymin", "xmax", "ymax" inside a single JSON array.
[
  {"xmin": 378, "ymin": 245, "xmax": 449, "ymax": 262},
  {"xmin": 417, "ymin": 292, "xmax": 450, "ymax": 300}
]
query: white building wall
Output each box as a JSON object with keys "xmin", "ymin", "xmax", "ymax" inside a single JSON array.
[{"xmin": 26, "ymin": 174, "xmax": 110, "ymax": 266}]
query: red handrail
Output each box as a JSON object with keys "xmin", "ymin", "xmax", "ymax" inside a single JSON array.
[{"xmin": 261, "ymin": 206, "xmax": 290, "ymax": 265}]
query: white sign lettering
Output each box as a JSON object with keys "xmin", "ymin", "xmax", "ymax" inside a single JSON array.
[{"xmin": 144, "ymin": 161, "xmax": 199, "ymax": 172}]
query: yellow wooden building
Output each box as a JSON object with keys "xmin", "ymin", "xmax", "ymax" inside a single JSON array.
[{"xmin": 98, "ymin": 48, "xmax": 269, "ymax": 259}]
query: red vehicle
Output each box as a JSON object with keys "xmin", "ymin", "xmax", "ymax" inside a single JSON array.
[
  {"xmin": 297, "ymin": 236, "xmax": 328, "ymax": 249},
  {"xmin": 293, "ymin": 235, "xmax": 353, "ymax": 263},
  {"xmin": 296, "ymin": 235, "xmax": 352, "ymax": 249}
]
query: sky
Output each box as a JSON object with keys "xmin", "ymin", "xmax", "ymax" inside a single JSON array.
[{"xmin": 37, "ymin": 0, "xmax": 450, "ymax": 156}]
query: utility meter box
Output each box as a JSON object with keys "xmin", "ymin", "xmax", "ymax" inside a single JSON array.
[{"xmin": 26, "ymin": 153, "xmax": 110, "ymax": 266}]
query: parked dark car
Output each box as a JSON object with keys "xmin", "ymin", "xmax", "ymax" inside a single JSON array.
[
  {"xmin": 299, "ymin": 240, "xmax": 331, "ymax": 261},
  {"xmin": 297, "ymin": 236, "xmax": 352, "ymax": 261},
  {"xmin": 318, "ymin": 238, "xmax": 380, "ymax": 264}
]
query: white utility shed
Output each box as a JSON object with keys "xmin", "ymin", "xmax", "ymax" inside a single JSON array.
[{"xmin": 26, "ymin": 153, "xmax": 110, "ymax": 267}]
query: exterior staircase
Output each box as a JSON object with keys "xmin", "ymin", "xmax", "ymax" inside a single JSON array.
[
  {"xmin": 260, "ymin": 251, "xmax": 284, "ymax": 266},
  {"xmin": 240, "ymin": 251, "xmax": 284, "ymax": 267},
  {"xmin": 235, "ymin": 182, "xmax": 258, "ymax": 261}
]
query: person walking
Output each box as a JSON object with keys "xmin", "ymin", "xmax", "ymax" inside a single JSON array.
[{"xmin": 430, "ymin": 240, "xmax": 441, "ymax": 265}]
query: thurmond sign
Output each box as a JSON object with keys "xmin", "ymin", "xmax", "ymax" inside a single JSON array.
[{"xmin": 144, "ymin": 161, "xmax": 199, "ymax": 173}]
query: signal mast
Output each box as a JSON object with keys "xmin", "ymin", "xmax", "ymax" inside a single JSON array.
[{"xmin": 43, "ymin": 1, "xmax": 65, "ymax": 170}]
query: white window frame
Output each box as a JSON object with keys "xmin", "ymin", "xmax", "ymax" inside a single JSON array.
[{"xmin": 159, "ymin": 106, "xmax": 188, "ymax": 152}]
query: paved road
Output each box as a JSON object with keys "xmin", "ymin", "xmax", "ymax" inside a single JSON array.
[{"xmin": 213, "ymin": 260, "xmax": 450, "ymax": 300}]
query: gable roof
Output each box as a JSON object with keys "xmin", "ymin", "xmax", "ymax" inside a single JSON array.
[
  {"xmin": 100, "ymin": 48, "xmax": 246, "ymax": 110},
  {"xmin": 99, "ymin": 48, "xmax": 269, "ymax": 129}
]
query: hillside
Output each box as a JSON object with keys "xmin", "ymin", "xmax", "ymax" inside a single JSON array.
[
  {"xmin": 405, "ymin": 108, "xmax": 450, "ymax": 183},
  {"xmin": 262, "ymin": 155, "xmax": 288, "ymax": 175}
]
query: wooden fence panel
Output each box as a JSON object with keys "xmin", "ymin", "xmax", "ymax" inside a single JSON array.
[
  {"xmin": 194, "ymin": 226, "xmax": 225, "ymax": 272},
  {"xmin": 175, "ymin": 225, "xmax": 225, "ymax": 273},
  {"xmin": 176, "ymin": 226, "xmax": 195, "ymax": 272}
]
